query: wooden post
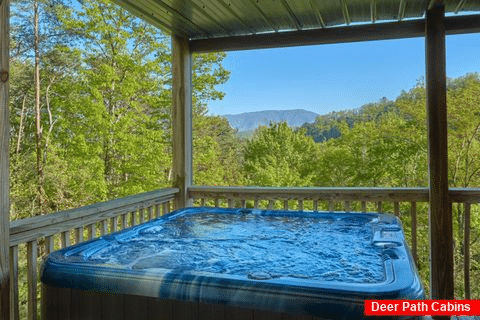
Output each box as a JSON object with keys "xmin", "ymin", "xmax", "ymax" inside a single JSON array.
[
  {"xmin": 172, "ymin": 35, "xmax": 193, "ymax": 209},
  {"xmin": 0, "ymin": 0, "xmax": 10, "ymax": 319},
  {"xmin": 425, "ymin": 0, "xmax": 454, "ymax": 306}
]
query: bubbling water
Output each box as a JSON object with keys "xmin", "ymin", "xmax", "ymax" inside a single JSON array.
[{"xmin": 89, "ymin": 212, "xmax": 385, "ymax": 283}]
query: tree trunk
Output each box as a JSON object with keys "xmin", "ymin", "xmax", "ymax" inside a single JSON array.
[
  {"xmin": 15, "ymin": 95, "xmax": 27, "ymax": 154},
  {"xmin": 44, "ymin": 79, "xmax": 56, "ymax": 164},
  {"xmin": 34, "ymin": 0, "xmax": 44, "ymax": 211}
]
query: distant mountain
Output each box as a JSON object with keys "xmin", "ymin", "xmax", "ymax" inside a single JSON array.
[{"xmin": 223, "ymin": 109, "xmax": 319, "ymax": 133}]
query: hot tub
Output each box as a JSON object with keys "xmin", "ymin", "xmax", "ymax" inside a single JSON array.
[{"xmin": 41, "ymin": 207, "xmax": 424, "ymax": 320}]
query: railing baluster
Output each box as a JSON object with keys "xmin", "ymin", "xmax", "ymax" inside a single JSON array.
[
  {"xmin": 102, "ymin": 220, "xmax": 108, "ymax": 235},
  {"xmin": 464, "ymin": 202, "xmax": 471, "ymax": 300},
  {"xmin": 61, "ymin": 231, "xmax": 70, "ymax": 248},
  {"xmin": 155, "ymin": 204, "xmax": 161, "ymax": 218},
  {"xmin": 75, "ymin": 227, "xmax": 83, "ymax": 244},
  {"xmin": 121, "ymin": 213, "xmax": 127, "ymax": 230},
  {"xmin": 139, "ymin": 208, "xmax": 145, "ymax": 224},
  {"xmin": 10, "ymin": 245, "xmax": 19, "ymax": 320},
  {"xmin": 45, "ymin": 236, "xmax": 54, "ymax": 254},
  {"xmin": 268, "ymin": 200, "xmax": 275, "ymax": 210},
  {"xmin": 394, "ymin": 202, "xmax": 400, "ymax": 217},
  {"xmin": 147, "ymin": 207, "xmax": 153, "ymax": 220},
  {"xmin": 254, "ymin": 199, "xmax": 259, "ymax": 209},
  {"xmin": 131, "ymin": 211, "xmax": 137, "ymax": 226},
  {"xmin": 361, "ymin": 201, "xmax": 367, "ymax": 213},
  {"xmin": 344, "ymin": 201, "xmax": 350, "ymax": 212},
  {"xmin": 214, "ymin": 199, "xmax": 220, "ymax": 208},
  {"xmin": 284, "ymin": 200, "xmax": 289, "ymax": 210},
  {"xmin": 329, "ymin": 201, "xmax": 334, "ymax": 212},
  {"xmin": 411, "ymin": 201, "xmax": 417, "ymax": 264},
  {"xmin": 111, "ymin": 217, "xmax": 118, "ymax": 233},
  {"xmin": 163, "ymin": 202, "xmax": 170, "ymax": 214},
  {"xmin": 297, "ymin": 200, "xmax": 302, "ymax": 211},
  {"xmin": 313, "ymin": 200, "xmax": 318, "ymax": 211},
  {"xmin": 27, "ymin": 241, "xmax": 37, "ymax": 320},
  {"xmin": 228, "ymin": 199, "xmax": 233, "ymax": 208},
  {"xmin": 87, "ymin": 224, "xmax": 94, "ymax": 240},
  {"xmin": 200, "ymin": 198, "xmax": 206, "ymax": 207},
  {"xmin": 241, "ymin": 199, "xmax": 246, "ymax": 208},
  {"xmin": 377, "ymin": 201, "xmax": 383, "ymax": 213}
]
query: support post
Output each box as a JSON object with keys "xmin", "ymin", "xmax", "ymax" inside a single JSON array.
[
  {"xmin": 172, "ymin": 35, "xmax": 192, "ymax": 209},
  {"xmin": 0, "ymin": 0, "xmax": 9, "ymax": 319},
  {"xmin": 425, "ymin": 0, "xmax": 454, "ymax": 307}
]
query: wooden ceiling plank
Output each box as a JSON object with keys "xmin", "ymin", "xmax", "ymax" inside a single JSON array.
[
  {"xmin": 191, "ymin": 13, "xmax": 480, "ymax": 52},
  {"xmin": 455, "ymin": 0, "xmax": 468, "ymax": 13},
  {"xmin": 212, "ymin": 0, "xmax": 257, "ymax": 34},
  {"xmin": 145, "ymin": 0, "xmax": 212, "ymax": 36},
  {"xmin": 309, "ymin": 0, "xmax": 326, "ymax": 28},
  {"xmin": 190, "ymin": 0, "xmax": 234, "ymax": 36},
  {"xmin": 398, "ymin": 0, "xmax": 407, "ymax": 20},
  {"xmin": 280, "ymin": 0, "xmax": 303, "ymax": 30},
  {"xmin": 371, "ymin": 0, "xmax": 377, "ymax": 22},
  {"xmin": 118, "ymin": 0, "xmax": 210, "ymax": 37},
  {"xmin": 246, "ymin": 0, "xmax": 279, "ymax": 32},
  {"xmin": 340, "ymin": 0, "xmax": 351, "ymax": 25}
]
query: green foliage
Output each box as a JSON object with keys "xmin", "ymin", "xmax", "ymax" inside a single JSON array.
[
  {"xmin": 193, "ymin": 115, "xmax": 245, "ymax": 186},
  {"xmin": 9, "ymin": 0, "xmax": 232, "ymax": 217},
  {"xmin": 315, "ymin": 111, "xmax": 427, "ymax": 187},
  {"xmin": 244, "ymin": 122, "xmax": 318, "ymax": 186},
  {"xmin": 447, "ymin": 73, "xmax": 480, "ymax": 188}
]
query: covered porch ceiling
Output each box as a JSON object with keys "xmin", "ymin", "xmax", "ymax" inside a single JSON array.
[{"xmin": 114, "ymin": 0, "xmax": 480, "ymax": 52}]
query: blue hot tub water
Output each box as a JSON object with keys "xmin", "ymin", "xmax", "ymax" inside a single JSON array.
[
  {"xmin": 41, "ymin": 207, "xmax": 425, "ymax": 319},
  {"xmin": 89, "ymin": 211, "xmax": 384, "ymax": 283}
]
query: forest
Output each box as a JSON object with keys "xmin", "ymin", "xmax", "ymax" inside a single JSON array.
[{"xmin": 8, "ymin": 0, "xmax": 480, "ymax": 310}]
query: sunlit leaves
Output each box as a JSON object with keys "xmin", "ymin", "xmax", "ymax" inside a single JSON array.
[{"xmin": 244, "ymin": 122, "xmax": 317, "ymax": 187}]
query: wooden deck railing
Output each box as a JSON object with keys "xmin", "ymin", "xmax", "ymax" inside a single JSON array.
[
  {"xmin": 8, "ymin": 188, "xmax": 179, "ymax": 320},
  {"xmin": 189, "ymin": 186, "xmax": 480, "ymax": 300},
  {"xmin": 6, "ymin": 186, "xmax": 480, "ymax": 319}
]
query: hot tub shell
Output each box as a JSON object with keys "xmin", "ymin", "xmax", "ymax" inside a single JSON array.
[{"xmin": 41, "ymin": 207, "xmax": 424, "ymax": 320}]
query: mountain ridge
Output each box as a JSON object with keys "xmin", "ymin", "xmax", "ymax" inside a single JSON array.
[{"xmin": 222, "ymin": 109, "xmax": 319, "ymax": 132}]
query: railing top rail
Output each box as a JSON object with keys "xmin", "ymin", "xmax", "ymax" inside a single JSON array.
[
  {"xmin": 10, "ymin": 186, "xmax": 480, "ymax": 247},
  {"xmin": 449, "ymin": 188, "xmax": 480, "ymax": 202},
  {"xmin": 190, "ymin": 186, "xmax": 480, "ymax": 203},
  {"xmin": 189, "ymin": 186, "xmax": 430, "ymax": 201},
  {"xmin": 9, "ymin": 188, "xmax": 179, "ymax": 246}
]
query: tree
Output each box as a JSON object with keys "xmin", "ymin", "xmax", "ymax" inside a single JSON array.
[
  {"xmin": 55, "ymin": 0, "xmax": 231, "ymax": 198},
  {"xmin": 54, "ymin": 0, "xmax": 172, "ymax": 198},
  {"xmin": 447, "ymin": 73, "xmax": 480, "ymax": 188},
  {"xmin": 193, "ymin": 115, "xmax": 244, "ymax": 186},
  {"xmin": 244, "ymin": 122, "xmax": 318, "ymax": 187},
  {"xmin": 9, "ymin": 0, "xmax": 231, "ymax": 218}
]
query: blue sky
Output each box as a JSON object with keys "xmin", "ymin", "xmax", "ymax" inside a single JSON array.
[{"xmin": 207, "ymin": 33, "xmax": 480, "ymax": 116}]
